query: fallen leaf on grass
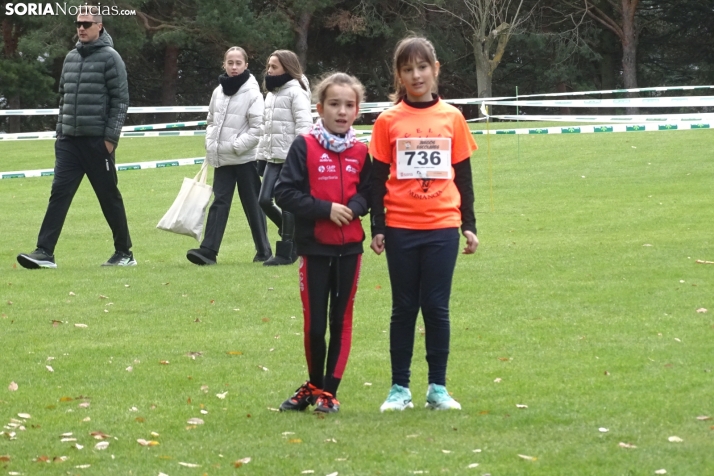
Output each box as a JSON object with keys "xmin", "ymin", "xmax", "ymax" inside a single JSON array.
[
  {"xmin": 696, "ymin": 416, "xmax": 711, "ymax": 421},
  {"xmin": 74, "ymin": 323, "xmax": 88, "ymax": 328},
  {"xmin": 73, "ymin": 443, "xmax": 84, "ymax": 450},
  {"xmin": 257, "ymin": 365, "xmax": 269, "ymax": 371},
  {"xmin": 186, "ymin": 418, "xmax": 204, "ymax": 425},
  {"xmin": 186, "ymin": 352, "xmax": 203, "ymax": 359},
  {"xmin": 75, "ymin": 464, "xmax": 91, "ymax": 468},
  {"xmin": 99, "ymin": 295, "xmax": 108, "ymax": 299},
  {"xmin": 46, "ymin": 365, "xmax": 54, "ymax": 372},
  {"xmin": 90, "ymin": 431, "xmax": 111, "ymax": 440},
  {"xmin": 655, "ymin": 470, "xmax": 667, "ymax": 475},
  {"xmin": 696, "ymin": 308, "xmax": 707, "ymax": 313},
  {"xmin": 17, "ymin": 413, "xmax": 31, "ymax": 419},
  {"xmin": 267, "ymin": 407, "xmax": 280, "ymax": 412},
  {"xmin": 179, "ymin": 462, "xmax": 200, "ymax": 468},
  {"xmin": 52, "ymin": 320, "xmax": 62, "ymax": 327},
  {"xmin": 233, "ymin": 457, "xmax": 251, "ymax": 467},
  {"xmin": 301, "ymin": 471, "xmax": 315, "ymax": 474},
  {"xmin": 619, "ymin": 442, "xmax": 637, "ymax": 449},
  {"xmin": 326, "ymin": 438, "xmax": 337, "ymax": 443},
  {"xmin": 498, "ymin": 357, "xmax": 509, "ymax": 361},
  {"xmin": 137, "ymin": 439, "xmax": 159, "ymax": 446},
  {"xmin": 69, "ymin": 292, "xmax": 76, "ymax": 296},
  {"xmin": 518, "ymin": 454, "xmax": 537, "ymax": 461},
  {"xmin": 0, "ymin": 455, "xmax": 10, "ymax": 462},
  {"xmin": 159, "ymin": 360, "xmax": 170, "ymax": 365},
  {"xmin": 126, "ymin": 366, "xmax": 133, "ymax": 372},
  {"xmin": 78, "ymin": 402, "xmax": 90, "ymax": 409},
  {"xmin": 695, "ymin": 260, "xmax": 714, "ymax": 264},
  {"xmin": 288, "ymin": 439, "xmax": 302, "ymax": 444},
  {"xmin": 8, "ymin": 381, "xmax": 18, "ymax": 391},
  {"xmin": 516, "ymin": 404, "xmax": 528, "ymax": 409},
  {"xmin": 226, "ymin": 351, "xmax": 243, "ymax": 356},
  {"xmin": 35, "ymin": 455, "xmax": 50, "ymax": 462},
  {"xmin": 599, "ymin": 428, "xmax": 609, "ymax": 433},
  {"xmin": 494, "ymin": 378, "xmax": 502, "ymax": 383},
  {"xmin": 326, "ymin": 473, "xmax": 338, "ymax": 476},
  {"xmin": 216, "ymin": 391, "xmax": 228, "ymax": 399},
  {"xmin": 53, "ymin": 456, "xmax": 68, "ymax": 462},
  {"xmin": 61, "ymin": 437, "xmax": 77, "ymax": 442},
  {"xmin": 441, "ymin": 449, "xmax": 451, "ymax": 454},
  {"xmin": 667, "ymin": 436, "xmax": 683, "ymax": 443},
  {"xmin": 94, "ymin": 441, "xmax": 109, "ymax": 450},
  {"xmin": 467, "ymin": 463, "xmax": 480, "ymax": 468}
]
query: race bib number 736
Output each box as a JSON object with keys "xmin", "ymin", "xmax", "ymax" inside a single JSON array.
[{"xmin": 396, "ymin": 138, "xmax": 452, "ymax": 179}]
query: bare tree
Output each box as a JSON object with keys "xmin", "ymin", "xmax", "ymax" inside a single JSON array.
[
  {"xmin": 420, "ymin": 0, "xmax": 533, "ymax": 98},
  {"xmin": 562, "ymin": 0, "xmax": 642, "ymax": 113}
]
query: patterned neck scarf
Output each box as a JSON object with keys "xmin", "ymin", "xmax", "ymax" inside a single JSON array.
[{"xmin": 310, "ymin": 119, "xmax": 357, "ymax": 153}]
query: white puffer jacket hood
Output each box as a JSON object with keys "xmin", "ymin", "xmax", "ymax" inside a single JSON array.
[
  {"xmin": 205, "ymin": 74, "xmax": 264, "ymax": 167},
  {"xmin": 256, "ymin": 76, "xmax": 313, "ymax": 163}
]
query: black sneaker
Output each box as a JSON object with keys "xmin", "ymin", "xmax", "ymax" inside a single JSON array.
[
  {"xmin": 102, "ymin": 251, "xmax": 137, "ymax": 267},
  {"xmin": 279, "ymin": 381, "xmax": 322, "ymax": 412},
  {"xmin": 17, "ymin": 248, "xmax": 56, "ymax": 269},
  {"xmin": 314, "ymin": 392, "xmax": 340, "ymax": 414},
  {"xmin": 186, "ymin": 248, "xmax": 216, "ymax": 266}
]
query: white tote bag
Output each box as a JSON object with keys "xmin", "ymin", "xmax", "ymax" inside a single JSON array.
[{"xmin": 156, "ymin": 161, "xmax": 213, "ymax": 242}]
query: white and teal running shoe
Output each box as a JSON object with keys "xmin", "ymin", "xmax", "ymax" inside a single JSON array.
[
  {"xmin": 425, "ymin": 384, "xmax": 462, "ymax": 410},
  {"xmin": 380, "ymin": 384, "xmax": 414, "ymax": 412}
]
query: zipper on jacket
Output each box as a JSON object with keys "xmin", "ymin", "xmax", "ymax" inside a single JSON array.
[
  {"xmin": 105, "ymin": 158, "xmax": 109, "ymax": 171},
  {"xmin": 338, "ymin": 151, "xmax": 345, "ymax": 246}
]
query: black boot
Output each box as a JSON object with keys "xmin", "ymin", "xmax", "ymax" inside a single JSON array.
[{"xmin": 263, "ymin": 241, "xmax": 294, "ymax": 266}]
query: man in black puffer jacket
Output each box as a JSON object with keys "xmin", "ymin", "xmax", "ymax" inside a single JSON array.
[{"xmin": 17, "ymin": 6, "xmax": 134, "ymax": 269}]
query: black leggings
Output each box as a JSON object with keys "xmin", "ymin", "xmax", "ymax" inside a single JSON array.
[
  {"xmin": 385, "ymin": 227, "xmax": 460, "ymax": 388},
  {"xmin": 258, "ymin": 161, "xmax": 294, "ymax": 240},
  {"xmin": 299, "ymin": 254, "xmax": 362, "ymax": 396}
]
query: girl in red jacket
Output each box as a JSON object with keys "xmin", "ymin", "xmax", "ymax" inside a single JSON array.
[{"xmin": 274, "ymin": 73, "xmax": 371, "ymax": 414}]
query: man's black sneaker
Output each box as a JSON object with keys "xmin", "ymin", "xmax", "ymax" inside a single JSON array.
[
  {"xmin": 186, "ymin": 248, "xmax": 216, "ymax": 266},
  {"xmin": 102, "ymin": 251, "xmax": 137, "ymax": 267},
  {"xmin": 263, "ymin": 241, "xmax": 296, "ymax": 266},
  {"xmin": 17, "ymin": 248, "xmax": 57, "ymax": 269},
  {"xmin": 279, "ymin": 381, "xmax": 322, "ymax": 412},
  {"xmin": 314, "ymin": 392, "xmax": 340, "ymax": 414}
]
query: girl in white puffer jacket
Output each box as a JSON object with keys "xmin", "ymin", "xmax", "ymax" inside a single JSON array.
[
  {"xmin": 186, "ymin": 47, "xmax": 271, "ymax": 266},
  {"xmin": 256, "ymin": 49, "xmax": 313, "ymax": 266}
]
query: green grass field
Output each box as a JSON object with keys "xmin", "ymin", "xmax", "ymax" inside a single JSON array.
[{"xmin": 1, "ymin": 127, "xmax": 713, "ymax": 475}]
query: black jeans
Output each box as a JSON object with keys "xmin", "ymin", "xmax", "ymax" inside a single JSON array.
[
  {"xmin": 37, "ymin": 136, "xmax": 132, "ymax": 254},
  {"xmin": 201, "ymin": 162, "xmax": 271, "ymax": 257},
  {"xmin": 384, "ymin": 227, "xmax": 460, "ymax": 387}
]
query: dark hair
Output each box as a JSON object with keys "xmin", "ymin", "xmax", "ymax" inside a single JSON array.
[
  {"xmin": 263, "ymin": 50, "xmax": 308, "ymax": 91},
  {"xmin": 224, "ymin": 46, "xmax": 248, "ymax": 64},
  {"xmin": 389, "ymin": 36, "xmax": 439, "ymax": 103},
  {"xmin": 313, "ymin": 72, "xmax": 365, "ymax": 107}
]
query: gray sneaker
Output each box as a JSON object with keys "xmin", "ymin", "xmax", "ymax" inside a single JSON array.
[
  {"xmin": 17, "ymin": 248, "xmax": 56, "ymax": 269},
  {"xmin": 102, "ymin": 251, "xmax": 137, "ymax": 267},
  {"xmin": 380, "ymin": 384, "xmax": 414, "ymax": 412},
  {"xmin": 425, "ymin": 384, "xmax": 461, "ymax": 410}
]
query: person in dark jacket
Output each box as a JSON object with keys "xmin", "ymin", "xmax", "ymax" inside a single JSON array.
[
  {"xmin": 274, "ymin": 73, "xmax": 371, "ymax": 414},
  {"xmin": 17, "ymin": 6, "xmax": 134, "ymax": 269}
]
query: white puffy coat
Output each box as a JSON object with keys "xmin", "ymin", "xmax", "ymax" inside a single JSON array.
[
  {"xmin": 205, "ymin": 74, "xmax": 264, "ymax": 167},
  {"xmin": 256, "ymin": 78, "xmax": 312, "ymax": 163}
]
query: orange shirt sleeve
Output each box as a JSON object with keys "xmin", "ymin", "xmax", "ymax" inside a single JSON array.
[
  {"xmin": 368, "ymin": 113, "xmax": 393, "ymax": 164},
  {"xmin": 451, "ymin": 110, "xmax": 478, "ymax": 165}
]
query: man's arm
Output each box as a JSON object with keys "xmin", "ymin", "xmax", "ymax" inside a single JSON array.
[{"xmin": 104, "ymin": 51, "xmax": 129, "ymax": 147}]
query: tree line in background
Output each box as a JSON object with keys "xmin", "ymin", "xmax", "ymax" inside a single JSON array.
[{"xmin": 1, "ymin": 0, "xmax": 712, "ymax": 133}]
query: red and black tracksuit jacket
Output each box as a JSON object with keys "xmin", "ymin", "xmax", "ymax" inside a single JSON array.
[{"xmin": 274, "ymin": 134, "xmax": 371, "ymax": 396}]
